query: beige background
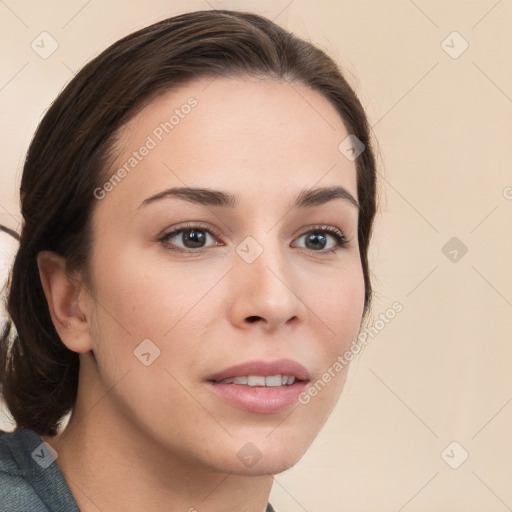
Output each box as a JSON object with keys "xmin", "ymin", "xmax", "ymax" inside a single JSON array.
[{"xmin": 1, "ymin": 1, "xmax": 512, "ymax": 511}]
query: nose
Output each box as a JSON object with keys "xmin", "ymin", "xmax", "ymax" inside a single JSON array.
[{"xmin": 227, "ymin": 240, "xmax": 307, "ymax": 333}]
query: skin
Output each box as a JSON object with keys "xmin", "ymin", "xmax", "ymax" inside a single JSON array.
[{"xmin": 39, "ymin": 76, "xmax": 365, "ymax": 512}]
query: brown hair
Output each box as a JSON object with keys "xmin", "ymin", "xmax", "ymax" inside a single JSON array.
[{"xmin": 0, "ymin": 9, "xmax": 377, "ymax": 436}]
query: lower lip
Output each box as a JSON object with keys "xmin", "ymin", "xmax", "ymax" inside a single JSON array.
[{"xmin": 206, "ymin": 381, "xmax": 308, "ymax": 413}]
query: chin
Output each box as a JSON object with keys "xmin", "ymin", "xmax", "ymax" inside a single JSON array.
[
  {"xmin": 216, "ymin": 450, "xmax": 306, "ymax": 477},
  {"xmin": 252, "ymin": 454, "xmax": 304, "ymax": 476},
  {"xmin": 212, "ymin": 434, "xmax": 312, "ymax": 476}
]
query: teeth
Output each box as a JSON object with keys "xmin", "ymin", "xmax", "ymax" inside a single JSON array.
[
  {"xmin": 217, "ymin": 375, "xmax": 297, "ymax": 386},
  {"xmin": 265, "ymin": 375, "xmax": 282, "ymax": 387},
  {"xmin": 248, "ymin": 375, "xmax": 266, "ymax": 386}
]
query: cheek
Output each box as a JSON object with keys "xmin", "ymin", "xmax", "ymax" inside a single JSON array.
[
  {"xmin": 86, "ymin": 243, "xmax": 220, "ymax": 386},
  {"xmin": 313, "ymin": 264, "xmax": 366, "ymax": 347},
  {"xmin": 90, "ymin": 245, "xmax": 194, "ymax": 337},
  {"xmin": 294, "ymin": 268, "xmax": 364, "ymax": 421}
]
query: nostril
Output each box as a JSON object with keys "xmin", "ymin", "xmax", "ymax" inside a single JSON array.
[{"xmin": 246, "ymin": 316, "xmax": 262, "ymax": 323}]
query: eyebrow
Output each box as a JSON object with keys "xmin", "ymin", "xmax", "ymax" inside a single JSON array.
[{"xmin": 138, "ymin": 185, "xmax": 359, "ymax": 211}]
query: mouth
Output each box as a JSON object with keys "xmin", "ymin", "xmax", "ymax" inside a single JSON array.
[
  {"xmin": 212, "ymin": 375, "xmax": 301, "ymax": 386},
  {"xmin": 205, "ymin": 359, "xmax": 310, "ymax": 413}
]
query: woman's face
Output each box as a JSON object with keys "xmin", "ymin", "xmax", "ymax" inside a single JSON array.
[{"xmin": 82, "ymin": 76, "xmax": 365, "ymax": 475}]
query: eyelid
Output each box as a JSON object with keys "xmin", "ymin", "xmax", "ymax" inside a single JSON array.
[
  {"xmin": 295, "ymin": 224, "xmax": 345, "ymax": 239},
  {"xmin": 160, "ymin": 221, "xmax": 223, "ymax": 240}
]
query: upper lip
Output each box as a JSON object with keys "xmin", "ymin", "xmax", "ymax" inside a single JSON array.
[{"xmin": 207, "ymin": 359, "xmax": 310, "ymax": 382}]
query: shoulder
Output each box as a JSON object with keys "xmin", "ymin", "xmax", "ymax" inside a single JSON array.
[
  {"xmin": 0, "ymin": 428, "xmax": 77, "ymax": 512},
  {"xmin": 0, "ymin": 428, "xmax": 39, "ymax": 478},
  {"xmin": 0, "ymin": 429, "xmax": 50, "ymax": 510},
  {"xmin": 0, "ymin": 428, "xmax": 47, "ymax": 475},
  {"xmin": 0, "ymin": 473, "xmax": 50, "ymax": 511}
]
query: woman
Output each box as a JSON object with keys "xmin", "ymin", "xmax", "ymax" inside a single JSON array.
[{"xmin": 0, "ymin": 9, "xmax": 377, "ymax": 511}]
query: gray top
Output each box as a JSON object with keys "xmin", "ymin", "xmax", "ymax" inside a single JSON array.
[
  {"xmin": 0, "ymin": 428, "xmax": 79, "ymax": 511},
  {"xmin": 0, "ymin": 428, "xmax": 276, "ymax": 511}
]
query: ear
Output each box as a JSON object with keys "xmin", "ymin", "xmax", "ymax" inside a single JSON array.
[{"xmin": 37, "ymin": 250, "xmax": 92, "ymax": 353}]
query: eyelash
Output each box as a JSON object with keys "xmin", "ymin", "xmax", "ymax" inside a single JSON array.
[{"xmin": 158, "ymin": 222, "xmax": 349, "ymax": 255}]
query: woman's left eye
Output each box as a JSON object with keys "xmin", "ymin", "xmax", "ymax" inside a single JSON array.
[
  {"xmin": 293, "ymin": 226, "xmax": 348, "ymax": 253},
  {"xmin": 159, "ymin": 224, "xmax": 348, "ymax": 254}
]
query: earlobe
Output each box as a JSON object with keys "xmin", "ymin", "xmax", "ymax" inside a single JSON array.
[{"xmin": 37, "ymin": 250, "xmax": 92, "ymax": 353}]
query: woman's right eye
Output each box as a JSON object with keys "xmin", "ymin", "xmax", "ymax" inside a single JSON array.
[{"xmin": 159, "ymin": 225, "xmax": 221, "ymax": 253}]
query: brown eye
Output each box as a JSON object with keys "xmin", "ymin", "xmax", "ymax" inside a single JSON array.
[
  {"xmin": 303, "ymin": 232, "xmax": 329, "ymax": 250},
  {"xmin": 170, "ymin": 228, "xmax": 208, "ymax": 249},
  {"xmin": 159, "ymin": 224, "xmax": 222, "ymax": 253},
  {"xmin": 294, "ymin": 226, "xmax": 347, "ymax": 253}
]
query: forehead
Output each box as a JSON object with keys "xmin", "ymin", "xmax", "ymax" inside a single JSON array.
[{"xmin": 100, "ymin": 77, "xmax": 358, "ymax": 214}]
